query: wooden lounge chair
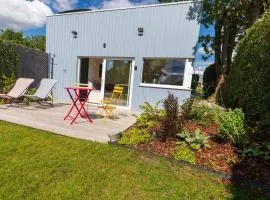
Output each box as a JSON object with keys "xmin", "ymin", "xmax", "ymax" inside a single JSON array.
[
  {"xmin": 0, "ymin": 78, "xmax": 34, "ymax": 108},
  {"xmin": 23, "ymin": 78, "xmax": 57, "ymax": 106}
]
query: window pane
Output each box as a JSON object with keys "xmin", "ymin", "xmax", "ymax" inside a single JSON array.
[
  {"xmin": 104, "ymin": 60, "xmax": 131, "ymax": 106},
  {"xmin": 142, "ymin": 59, "xmax": 185, "ymax": 86}
]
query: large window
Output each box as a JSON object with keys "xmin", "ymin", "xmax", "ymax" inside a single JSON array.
[{"xmin": 142, "ymin": 58, "xmax": 186, "ymax": 86}]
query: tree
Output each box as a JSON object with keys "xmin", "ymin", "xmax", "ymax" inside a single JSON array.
[
  {"xmin": 0, "ymin": 29, "xmax": 24, "ymax": 44},
  {"xmin": 159, "ymin": 0, "xmax": 270, "ymax": 103},
  {"xmin": 27, "ymin": 35, "xmax": 46, "ymax": 51},
  {"xmin": 200, "ymin": 0, "xmax": 269, "ymax": 103},
  {"xmin": 0, "ymin": 29, "xmax": 46, "ymax": 51}
]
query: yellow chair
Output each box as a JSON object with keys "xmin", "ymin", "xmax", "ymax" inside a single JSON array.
[{"xmin": 98, "ymin": 85, "xmax": 124, "ymax": 119}]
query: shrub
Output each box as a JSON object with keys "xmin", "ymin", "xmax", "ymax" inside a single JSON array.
[
  {"xmin": 241, "ymin": 142, "xmax": 270, "ymax": 160},
  {"xmin": 181, "ymin": 97, "xmax": 195, "ymax": 119},
  {"xmin": 0, "ymin": 74, "xmax": 16, "ymax": 104},
  {"xmin": 0, "ymin": 40, "xmax": 18, "ymax": 90},
  {"xmin": 181, "ymin": 98, "xmax": 223, "ymax": 126},
  {"xmin": 137, "ymin": 101, "xmax": 165, "ymax": 130},
  {"xmin": 191, "ymin": 74, "xmax": 200, "ymax": 90},
  {"xmin": 158, "ymin": 93, "xmax": 181, "ymax": 141},
  {"xmin": 1, "ymin": 74, "xmax": 16, "ymax": 93},
  {"xmin": 174, "ymin": 145, "xmax": 196, "ymax": 164},
  {"xmin": 224, "ymin": 11, "xmax": 270, "ymax": 131},
  {"xmin": 138, "ymin": 102, "xmax": 165, "ymax": 122},
  {"xmin": 177, "ymin": 128, "xmax": 211, "ymax": 150},
  {"xmin": 119, "ymin": 128, "xmax": 151, "ymax": 145},
  {"xmin": 218, "ymin": 109, "xmax": 248, "ymax": 147},
  {"xmin": 203, "ymin": 64, "xmax": 216, "ymax": 97}
]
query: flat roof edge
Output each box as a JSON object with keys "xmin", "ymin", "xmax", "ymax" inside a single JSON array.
[{"xmin": 47, "ymin": 1, "xmax": 203, "ymax": 17}]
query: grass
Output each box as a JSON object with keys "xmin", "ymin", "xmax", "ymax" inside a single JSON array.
[{"xmin": 0, "ymin": 121, "xmax": 267, "ymax": 200}]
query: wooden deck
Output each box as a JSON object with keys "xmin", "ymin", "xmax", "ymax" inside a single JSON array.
[{"xmin": 0, "ymin": 103, "xmax": 136, "ymax": 143}]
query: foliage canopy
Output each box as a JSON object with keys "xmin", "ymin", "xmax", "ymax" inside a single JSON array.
[{"xmin": 224, "ymin": 11, "xmax": 270, "ymax": 131}]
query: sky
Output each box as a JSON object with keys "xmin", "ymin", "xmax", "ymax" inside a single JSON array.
[{"xmin": 0, "ymin": 0, "xmax": 214, "ymax": 68}]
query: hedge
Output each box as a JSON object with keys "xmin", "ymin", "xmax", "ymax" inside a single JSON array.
[
  {"xmin": 0, "ymin": 40, "xmax": 19, "ymax": 90},
  {"xmin": 203, "ymin": 64, "xmax": 216, "ymax": 97},
  {"xmin": 224, "ymin": 11, "xmax": 270, "ymax": 131}
]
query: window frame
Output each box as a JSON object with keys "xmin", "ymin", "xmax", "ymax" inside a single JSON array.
[{"xmin": 140, "ymin": 57, "xmax": 192, "ymax": 90}]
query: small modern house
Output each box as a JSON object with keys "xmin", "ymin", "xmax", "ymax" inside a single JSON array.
[{"xmin": 46, "ymin": 1, "xmax": 202, "ymax": 112}]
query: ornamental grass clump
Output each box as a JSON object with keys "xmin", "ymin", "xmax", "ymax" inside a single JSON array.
[{"xmin": 218, "ymin": 108, "xmax": 248, "ymax": 148}]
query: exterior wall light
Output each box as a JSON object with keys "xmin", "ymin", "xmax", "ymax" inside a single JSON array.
[
  {"xmin": 71, "ymin": 31, "xmax": 77, "ymax": 38},
  {"xmin": 138, "ymin": 27, "xmax": 144, "ymax": 36}
]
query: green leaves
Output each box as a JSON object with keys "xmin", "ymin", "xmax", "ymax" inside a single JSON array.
[
  {"xmin": 241, "ymin": 142, "xmax": 270, "ymax": 160},
  {"xmin": 224, "ymin": 11, "xmax": 270, "ymax": 132},
  {"xmin": 218, "ymin": 109, "xmax": 247, "ymax": 148},
  {"xmin": 1, "ymin": 74, "xmax": 16, "ymax": 93},
  {"xmin": 119, "ymin": 128, "xmax": 152, "ymax": 145},
  {"xmin": 0, "ymin": 29, "xmax": 46, "ymax": 51},
  {"xmin": 177, "ymin": 128, "xmax": 211, "ymax": 151},
  {"xmin": 173, "ymin": 145, "xmax": 196, "ymax": 164},
  {"xmin": 0, "ymin": 40, "xmax": 19, "ymax": 90}
]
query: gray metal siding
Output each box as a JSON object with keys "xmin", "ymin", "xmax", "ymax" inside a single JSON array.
[{"xmin": 46, "ymin": 2, "xmax": 201, "ymax": 111}]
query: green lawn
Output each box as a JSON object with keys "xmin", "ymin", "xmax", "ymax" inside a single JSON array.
[{"xmin": 0, "ymin": 121, "xmax": 266, "ymax": 200}]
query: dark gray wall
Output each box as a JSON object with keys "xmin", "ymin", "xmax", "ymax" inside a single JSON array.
[{"xmin": 17, "ymin": 46, "xmax": 48, "ymax": 87}]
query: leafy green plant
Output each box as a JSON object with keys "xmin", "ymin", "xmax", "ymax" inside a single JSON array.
[
  {"xmin": 25, "ymin": 88, "xmax": 37, "ymax": 95},
  {"xmin": 177, "ymin": 128, "xmax": 211, "ymax": 150},
  {"xmin": 118, "ymin": 128, "xmax": 151, "ymax": 145},
  {"xmin": 158, "ymin": 93, "xmax": 181, "ymax": 141},
  {"xmin": 181, "ymin": 98, "xmax": 223, "ymax": 126},
  {"xmin": 137, "ymin": 101, "xmax": 165, "ymax": 129},
  {"xmin": 173, "ymin": 145, "xmax": 196, "ymax": 164},
  {"xmin": 241, "ymin": 142, "xmax": 270, "ymax": 160},
  {"xmin": 181, "ymin": 97, "xmax": 195, "ymax": 119},
  {"xmin": 1, "ymin": 74, "xmax": 16, "ymax": 93},
  {"xmin": 224, "ymin": 11, "xmax": 270, "ymax": 131},
  {"xmin": 0, "ymin": 74, "xmax": 16, "ymax": 104},
  {"xmin": 195, "ymin": 86, "xmax": 203, "ymax": 95},
  {"xmin": 218, "ymin": 108, "xmax": 247, "ymax": 147},
  {"xmin": 0, "ymin": 40, "xmax": 19, "ymax": 90}
]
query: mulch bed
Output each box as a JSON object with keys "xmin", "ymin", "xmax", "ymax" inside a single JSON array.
[
  {"xmin": 130, "ymin": 120, "xmax": 270, "ymax": 186},
  {"xmin": 133, "ymin": 139, "xmax": 177, "ymax": 158}
]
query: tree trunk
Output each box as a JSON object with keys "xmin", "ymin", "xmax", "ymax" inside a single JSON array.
[{"xmin": 209, "ymin": 12, "xmax": 238, "ymax": 104}]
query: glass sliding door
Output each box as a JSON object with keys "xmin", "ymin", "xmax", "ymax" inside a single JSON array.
[{"xmin": 103, "ymin": 59, "xmax": 132, "ymax": 106}]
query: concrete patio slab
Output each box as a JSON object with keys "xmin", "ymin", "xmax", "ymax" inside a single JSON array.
[{"xmin": 0, "ymin": 103, "xmax": 136, "ymax": 143}]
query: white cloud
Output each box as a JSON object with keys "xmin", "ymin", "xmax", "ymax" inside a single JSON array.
[
  {"xmin": 52, "ymin": 0, "xmax": 79, "ymax": 11},
  {"xmin": 90, "ymin": 0, "xmax": 159, "ymax": 10},
  {"xmin": 41, "ymin": 0, "xmax": 78, "ymax": 11},
  {"xmin": 0, "ymin": 0, "xmax": 53, "ymax": 31},
  {"xmin": 193, "ymin": 61, "xmax": 214, "ymax": 68},
  {"xmin": 197, "ymin": 46, "xmax": 213, "ymax": 56}
]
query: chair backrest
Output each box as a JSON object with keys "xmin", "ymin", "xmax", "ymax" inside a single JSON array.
[
  {"xmin": 110, "ymin": 86, "xmax": 124, "ymax": 104},
  {"xmin": 34, "ymin": 79, "xmax": 57, "ymax": 99},
  {"xmin": 7, "ymin": 78, "xmax": 34, "ymax": 98}
]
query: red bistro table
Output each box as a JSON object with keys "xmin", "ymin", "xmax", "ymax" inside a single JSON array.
[{"xmin": 64, "ymin": 87, "xmax": 93, "ymax": 125}]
